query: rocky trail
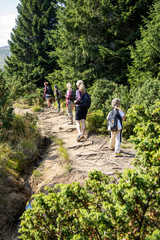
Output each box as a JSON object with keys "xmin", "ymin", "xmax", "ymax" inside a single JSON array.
[{"xmin": 23, "ymin": 106, "xmax": 136, "ymax": 193}]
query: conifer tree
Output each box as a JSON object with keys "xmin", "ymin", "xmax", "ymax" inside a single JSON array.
[
  {"xmin": 128, "ymin": 1, "xmax": 160, "ymax": 87},
  {"xmin": 47, "ymin": 0, "xmax": 154, "ymax": 87},
  {"xmin": 5, "ymin": 0, "xmax": 58, "ymax": 87}
]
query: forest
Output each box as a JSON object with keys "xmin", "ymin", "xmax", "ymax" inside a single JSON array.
[{"xmin": 0, "ymin": 0, "xmax": 160, "ymax": 239}]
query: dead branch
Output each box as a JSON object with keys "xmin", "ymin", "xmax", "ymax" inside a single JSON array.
[
  {"xmin": 76, "ymin": 152, "xmax": 106, "ymax": 157},
  {"xmin": 83, "ymin": 159, "xmax": 101, "ymax": 167},
  {"xmin": 99, "ymin": 136, "xmax": 110, "ymax": 150}
]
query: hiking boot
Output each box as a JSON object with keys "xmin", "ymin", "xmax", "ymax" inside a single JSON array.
[
  {"xmin": 114, "ymin": 153, "xmax": 123, "ymax": 157},
  {"xmin": 109, "ymin": 146, "xmax": 114, "ymax": 150},
  {"xmin": 77, "ymin": 134, "xmax": 84, "ymax": 142}
]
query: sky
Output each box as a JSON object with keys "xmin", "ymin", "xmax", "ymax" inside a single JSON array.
[{"xmin": 0, "ymin": 0, "xmax": 20, "ymax": 47}]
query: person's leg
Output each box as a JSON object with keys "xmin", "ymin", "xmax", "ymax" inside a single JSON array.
[
  {"xmin": 46, "ymin": 97, "xmax": 50, "ymax": 108},
  {"xmin": 57, "ymin": 99, "xmax": 60, "ymax": 112},
  {"xmin": 76, "ymin": 120, "xmax": 81, "ymax": 135},
  {"xmin": 109, "ymin": 131, "xmax": 116, "ymax": 149},
  {"xmin": 115, "ymin": 131, "xmax": 121, "ymax": 153},
  {"xmin": 48, "ymin": 98, "xmax": 50, "ymax": 108},
  {"xmin": 114, "ymin": 131, "xmax": 123, "ymax": 156},
  {"xmin": 68, "ymin": 102, "xmax": 73, "ymax": 124},
  {"xmin": 81, "ymin": 119, "xmax": 86, "ymax": 136}
]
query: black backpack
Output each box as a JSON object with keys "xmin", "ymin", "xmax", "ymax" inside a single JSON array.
[
  {"xmin": 46, "ymin": 86, "xmax": 53, "ymax": 95},
  {"xmin": 79, "ymin": 92, "xmax": 91, "ymax": 109},
  {"xmin": 58, "ymin": 90, "xmax": 62, "ymax": 99},
  {"xmin": 70, "ymin": 90, "xmax": 76, "ymax": 102},
  {"xmin": 107, "ymin": 109, "xmax": 122, "ymax": 131}
]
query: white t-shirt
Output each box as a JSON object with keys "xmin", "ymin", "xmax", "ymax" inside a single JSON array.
[{"xmin": 107, "ymin": 109, "xmax": 125, "ymax": 131}]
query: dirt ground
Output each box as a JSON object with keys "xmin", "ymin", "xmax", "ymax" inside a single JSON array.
[{"xmin": 18, "ymin": 106, "xmax": 137, "ymax": 194}]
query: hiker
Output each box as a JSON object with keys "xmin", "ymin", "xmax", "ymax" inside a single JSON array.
[
  {"xmin": 74, "ymin": 80, "xmax": 88, "ymax": 142},
  {"xmin": 43, "ymin": 82, "xmax": 53, "ymax": 109},
  {"xmin": 54, "ymin": 85, "xmax": 60, "ymax": 112},
  {"xmin": 65, "ymin": 83, "xmax": 74, "ymax": 124},
  {"xmin": 107, "ymin": 98, "xmax": 125, "ymax": 157}
]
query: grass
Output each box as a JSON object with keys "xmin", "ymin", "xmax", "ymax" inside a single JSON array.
[
  {"xmin": 33, "ymin": 169, "xmax": 43, "ymax": 178},
  {"xmin": 13, "ymin": 101, "xmax": 30, "ymax": 109},
  {"xmin": 121, "ymin": 139, "xmax": 134, "ymax": 148},
  {"xmin": 31, "ymin": 105, "xmax": 43, "ymax": 112},
  {"xmin": 55, "ymin": 137, "xmax": 72, "ymax": 172}
]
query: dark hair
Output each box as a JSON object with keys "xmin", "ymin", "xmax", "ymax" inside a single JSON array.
[{"xmin": 54, "ymin": 85, "xmax": 58, "ymax": 89}]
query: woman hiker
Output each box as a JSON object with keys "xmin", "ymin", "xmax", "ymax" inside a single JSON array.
[{"xmin": 74, "ymin": 80, "xmax": 88, "ymax": 142}]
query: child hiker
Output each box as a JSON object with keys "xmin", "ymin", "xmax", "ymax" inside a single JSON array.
[{"xmin": 107, "ymin": 98, "xmax": 125, "ymax": 157}]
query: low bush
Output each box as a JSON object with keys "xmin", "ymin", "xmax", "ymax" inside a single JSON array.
[{"xmin": 86, "ymin": 109, "xmax": 108, "ymax": 134}]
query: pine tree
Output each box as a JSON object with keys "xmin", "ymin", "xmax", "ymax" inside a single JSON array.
[
  {"xmin": 128, "ymin": 1, "xmax": 160, "ymax": 87},
  {"xmin": 5, "ymin": 0, "xmax": 58, "ymax": 87},
  {"xmin": 47, "ymin": 0, "xmax": 154, "ymax": 87}
]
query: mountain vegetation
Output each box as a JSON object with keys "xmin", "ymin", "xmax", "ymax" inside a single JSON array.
[{"xmin": 0, "ymin": 0, "xmax": 159, "ymax": 239}]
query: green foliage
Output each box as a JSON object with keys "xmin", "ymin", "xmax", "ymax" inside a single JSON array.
[
  {"xmin": 19, "ymin": 166, "xmax": 160, "ymax": 239},
  {"xmin": 4, "ymin": 0, "xmax": 58, "ymax": 88},
  {"xmin": 86, "ymin": 79, "xmax": 130, "ymax": 135},
  {"xmin": 0, "ymin": 70, "xmax": 14, "ymax": 130},
  {"xmin": 48, "ymin": 0, "xmax": 154, "ymax": 85},
  {"xmin": 128, "ymin": 102, "xmax": 160, "ymax": 167},
  {"xmin": 130, "ymin": 78, "xmax": 160, "ymax": 108},
  {"xmin": 90, "ymin": 79, "xmax": 117, "ymax": 111},
  {"xmin": 90, "ymin": 79, "xmax": 130, "ymax": 113},
  {"xmin": 146, "ymin": 229, "xmax": 160, "ymax": 240},
  {"xmin": 128, "ymin": 1, "xmax": 160, "ymax": 87},
  {"xmin": 86, "ymin": 109, "xmax": 107, "ymax": 134},
  {"xmin": 0, "ymin": 113, "xmax": 42, "ymax": 162},
  {"xmin": 31, "ymin": 105, "xmax": 43, "ymax": 112},
  {"xmin": 55, "ymin": 137, "xmax": 71, "ymax": 171},
  {"xmin": 0, "ymin": 112, "xmax": 43, "ymax": 200},
  {"xmin": 0, "ymin": 143, "xmax": 24, "ymax": 176}
]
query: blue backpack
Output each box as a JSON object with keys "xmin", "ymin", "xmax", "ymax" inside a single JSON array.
[{"xmin": 79, "ymin": 92, "xmax": 91, "ymax": 109}]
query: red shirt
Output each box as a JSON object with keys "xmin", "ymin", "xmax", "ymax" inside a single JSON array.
[{"xmin": 65, "ymin": 89, "xmax": 72, "ymax": 106}]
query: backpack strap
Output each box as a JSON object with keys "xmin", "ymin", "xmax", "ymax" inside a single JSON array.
[{"xmin": 116, "ymin": 109, "xmax": 122, "ymax": 127}]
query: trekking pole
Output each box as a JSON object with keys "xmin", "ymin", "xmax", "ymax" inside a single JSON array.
[{"xmin": 99, "ymin": 135, "xmax": 110, "ymax": 150}]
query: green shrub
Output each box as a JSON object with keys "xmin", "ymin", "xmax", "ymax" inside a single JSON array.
[
  {"xmin": 86, "ymin": 109, "xmax": 108, "ymax": 134},
  {"xmin": 128, "ymin": 102, "xmax": 160, "ymax": 167},
  {"xmin": 90, "ymin": 78, "xmax": 130, "ymax": 113},
  {"xmin": 130, "ymin": 78, "xmax": 160, "ymax": 108},
  {"xmin": 31, "ymin": 105, "xmax": 43, "ymax": 112},
  {"xmin": 19, "ymin": 168, "xmax": 159, "ymax": 239},
  {"xmin": 89, "ymin": 79, "xmax": 117, "ymax": 111}
]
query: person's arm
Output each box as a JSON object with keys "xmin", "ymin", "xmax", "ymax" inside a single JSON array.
[
  {"xmin": 120, "ymin": 110, "xmax": 125, "ymax": 121},
  {"xmin": 74, "ymin": 90, "xmax": 82, "ymax": 103},
  {"xmin": 122, "ymin": 116, "xmax": 125, "ymax": 121},
  {"xmin": 43, "ymin": 86, "xmax": 47, "ymax": 98}
]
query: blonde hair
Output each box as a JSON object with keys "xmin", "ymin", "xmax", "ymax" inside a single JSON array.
[
  {"xmin": 112, "ymin": 98, "xmax": 121, "ymax": 109},
  {"xmin": 76, "ymin": 80, "xmax": 86, "ymax": 94},
  {"xmin": 44, "ymin": 82, "xmax": 48, "ymax": 86},
  {"xmin": 67, "ymin": 83, "xmax": 72, "ymax": 90}
]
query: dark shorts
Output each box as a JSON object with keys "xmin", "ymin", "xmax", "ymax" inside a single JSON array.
[
  {"xmin": 46, "ymin": 94, "xmax": 51, "ymax": 99},
  {"xmin": 75, "ymin": 105, "xmax": 88, "ymax": 120}
]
